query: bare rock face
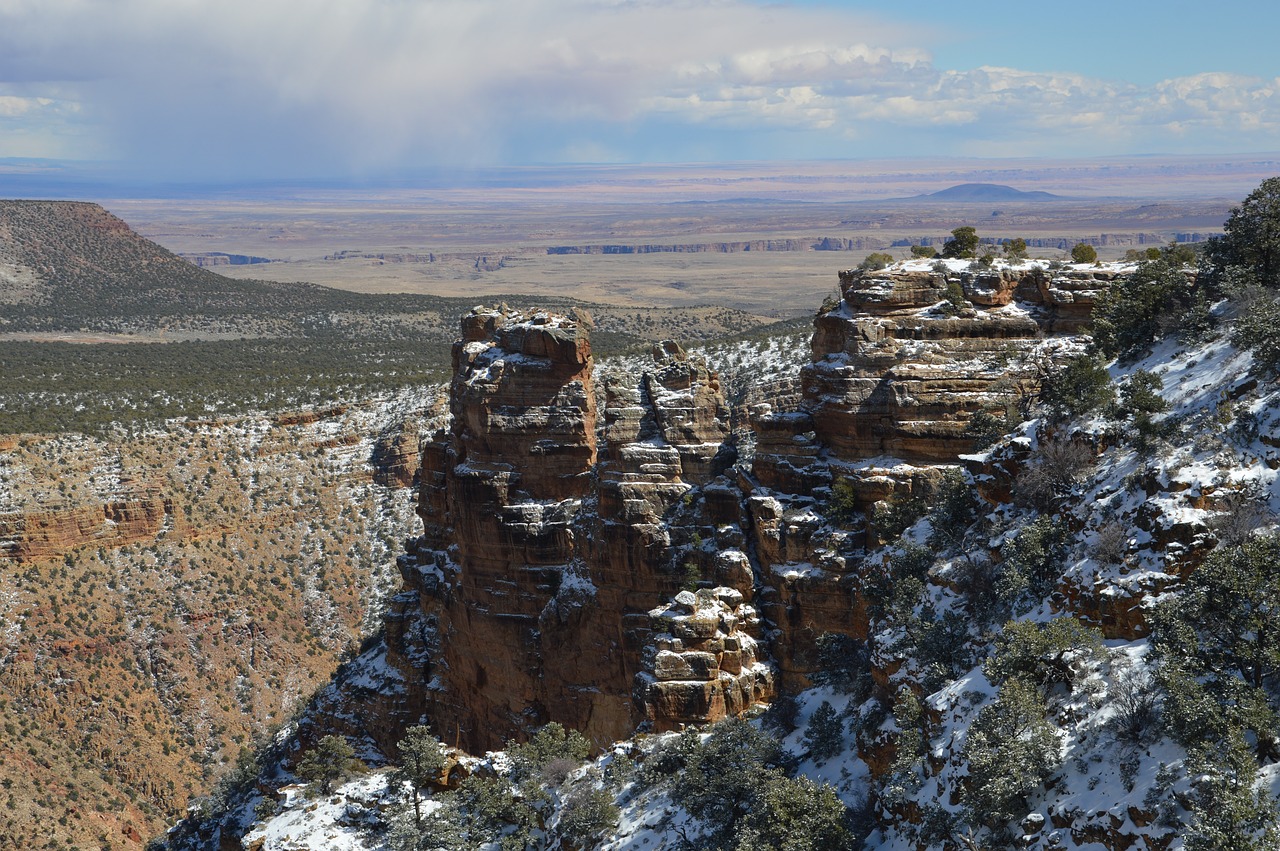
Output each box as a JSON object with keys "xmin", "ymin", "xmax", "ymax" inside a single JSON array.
[
  {"xmin": 803, "ymin": 266, "xmax": 1057, "ymax": 466},
  {"xmin": 0, "ymin": 494, "xmax": 171, "ymax": 560},
  {"xmin": 372, "ymin": 414, "xmax": 435, "ymax": 488},
  {"xmin": 638, "ymin": 587, "xmax": 773, "ymax": 730}
]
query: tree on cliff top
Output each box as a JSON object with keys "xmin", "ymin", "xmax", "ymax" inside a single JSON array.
[
  {"xmin": 1206, "ymin": 176, "xmax": 1280, "ymax": 290},
  {"xmin": 942, "ymin": 226, "xmax": 979, "ymax": 259},
  {"xmin": 1071, "ymin": 242, "xmax": 1098, "ymax": 264}
]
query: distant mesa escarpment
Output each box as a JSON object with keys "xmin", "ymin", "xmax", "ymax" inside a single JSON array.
[
  {"xmin": 0, "ymin": 200, "xmax": 513, "ymax": 340},
  {"xmin": 180, "ymin": 252, "xmax": 273, "ymax": 267},
  {"xmin": 909, "ymin": 182, "xmax": 1064, "ymax": 202},
  {"xmin": 317, "ymin": 258, "xmax": 1119, "ymax": 756},
  {"xmin": 546, "ymin": 237, "xmax": 885, "ymax": 255}
]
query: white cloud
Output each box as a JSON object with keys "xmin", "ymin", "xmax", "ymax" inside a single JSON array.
[{"xmin": 0, "ymin": 0, "xmax": 1276, "ymax": 175}]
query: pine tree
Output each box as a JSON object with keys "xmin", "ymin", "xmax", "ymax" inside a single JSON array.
[
  {"xmin": 393, "ymin": 725, "xmax": 448, "ymax": 830},
  {"xmin": 803, "ymin": 701, "xmax": 845, "ymax": 765},
  {"xmin": 296, "ymin": 735, "xmax": 360, "ymax": 796}
]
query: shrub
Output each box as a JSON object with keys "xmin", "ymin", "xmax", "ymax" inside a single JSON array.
[
  {"xmin": 859, "ymin": 252, "xmax": 895, "ymax": 271},
  {"xmin": 1232, "ymin": 291, "xmax": 1280, "ymax": 375},
  {"xmin": 1124, "ymin": 247, "xmax": 1164, "ymax": 262},
  {"xmin": 295, "ymin": 735, "xmax": 362, "ymax": 795},
  {"xmin": 1209, "ymin": 486, "xmax": 1276, "ymax": 548},
  {"xmin": 454, "ymin": 774, "xmax": 541, "ymax": 849},
  {"xmin": 1038, "ymin": 354, "xmax": 1113, "ymax": 421},
  {"xmin": 554, "ymin": 785, "xmax": 619, "ymax": 850},
  {"xmin": 507, "ymin": 722, "xmax": 591, "ymax": 784},
  {"xmin": 809, "ymin": 632, "xmax": 871, "ymax": 697},
  {"xmin": 1091, "ymin": 521, "xmax": 1129, "ymax": 564},
  {"xmin": 985, "ymin": 617, "xmax": 1105, "ymax": 692},
  {"xmin": 994, "ymin": 516, "xmax": 1069, "ymax": 609},
  {"xmin": 891, "ymin": 604, "xmax": 977, "ymax": 689},
  {"xmin": 1202, "ymin": 176, "xmax": 1280, "ymax": 291},
  {"xmin": 1092, "ymin": 259, "xmax": 1205, "ymax": 360},
  {"xmin": 1184, "ymin": 730, "xmax": 1280, "ymax": 851},
  {"xmin": 1119, "ymin": 369, "xmax": 1168, "ymax": 415},
  {"xmin": 826, "ymin": 477, "xmax": 862, "ymax": 524},
  {"xmin": 731, "ymin": 774, "xmax": 852, "ymax": 851},
  {"xmin": 910, "ymin": 244, "xmax": 937, "ymax": 259},
  {"xmin": 1153, "ymin": 535, "xmax": 1280, "ymax": 693},
  {"xmin": 861, "ymin": 544, "xmax": 934, "ymax": 621},
  {"xmin": 761, "ymin": 693, "xmax": 801, "ymax": 736},
  {"xmin": 671, "ymin": 718, "xmax": 785, "ymax": 843},
  {"xmin": 386, "ymin": 797, "xmax": 465, "ymax": 851},
  {"xmin": 925, "ymin": 468, "xmax": 979, "ymax": 552},
  {"xmin": 883, "ymin": 688, "xmax": 927, "ymax": 807},
  {"xmin": 938, "ymin": 279, "xmax": 968, "ymax": 315},
  {"xmin": 964, "ymin": 409, "xmax": 1016, "ymax": 451},
  {"xmin": 1108, "ymin": 660, "xmax": 1163, "ymax": 745},
  {"xmin": 636, "ymin": 727, "xmax": 700, "ymax": 790},
  {"xmin": 1003, "ymin": 238, "xmax": 1028, "ymax": 260},
  {"xmin": 870, "ymin": 491, "xmax": 928, "ymax": 542},
  {"xmin": 803, "ymin": 701, "xmax": 845, "ymax": 765},
  {"xmin": 1116, "ymin": 371, "xmax": 1172, "ymax": 450},
  {"xmin": 1071, "ymin": 242, "xmax": 1097, "ymax": 263},
  {"xmin": 1013, "ymin": 435, "xmax": 1096, "ymax": 510},
  {"xmin": 393, "ymin": 725, "xmax": 448, "ymax": 830}
]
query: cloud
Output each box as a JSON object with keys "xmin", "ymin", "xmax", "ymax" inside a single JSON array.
[{"xmin": 0, "ymin": 0, "xmax": 1276, "ymax": 177}]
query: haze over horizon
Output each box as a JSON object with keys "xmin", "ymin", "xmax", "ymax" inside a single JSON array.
[{"xmin": 3, "ymin": 0, "xmax": 1279, "ymax": 185}]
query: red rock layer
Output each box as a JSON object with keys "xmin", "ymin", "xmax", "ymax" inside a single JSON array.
[{"xmin": 0, "ymin": 495, "xmax": 171, "ymax": 561}]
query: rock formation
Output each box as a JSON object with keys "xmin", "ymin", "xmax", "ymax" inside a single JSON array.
[
  {"xmin": 384, "ymin": 307, "xmax": 766, "ymax": 752},
  {"xmin": 368, "ymin": 262, "xmax": 1111, "ymax": 751},
  {"xmin": 0, "ymin": 494, "xmax": 171, "ymax": 560},
  {"xmin": 744, "ymin": 261, "xmax": 1104, "ymax": 687}
]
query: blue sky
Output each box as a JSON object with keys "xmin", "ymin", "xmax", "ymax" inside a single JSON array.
[{"xmin": 1, "ymin": 0, "xmax": 1277, "ymax": 181}]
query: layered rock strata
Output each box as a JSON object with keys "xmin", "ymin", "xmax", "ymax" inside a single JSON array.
[
  {"xmin": 0, "ymin": 494, "xmax": 171, "ymax": 560},
  {"xmin": 388, "ymin": 307, "xmax": 765, "ymax": 752},
  {"xmin": 745, "ymin": 262, "xmax": 1101, "ymax": 686}
]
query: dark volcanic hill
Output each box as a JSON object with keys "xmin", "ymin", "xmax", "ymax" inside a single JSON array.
[{"xmin": 911, "ymin": 182, "xmax": 1062, "ymax": 202}]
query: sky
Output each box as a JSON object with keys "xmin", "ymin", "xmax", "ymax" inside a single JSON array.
[{"xmin": 0, "ymin": 0, "xmax": 1278, "ymax": 181}]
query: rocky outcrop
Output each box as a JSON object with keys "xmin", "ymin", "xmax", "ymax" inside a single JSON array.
[
  {"xmin": 742, "ymin": 261, "xmax": 1106, "ymax": 686},
  {"xmin": 324, "ymin": 257, "xmax": 1127, "ymax": 759},
  {"xmin": 0, "ymin": 494, "xmax": 171, "ymax": 561},
  {"xmin": 639, "ymin": 587, "xmax": 773, "ymax": 731},
  {"xmin": 802, "ymin": 264, "xmax": 1090, "ymax": 467}
]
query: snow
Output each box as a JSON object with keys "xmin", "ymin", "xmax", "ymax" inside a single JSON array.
[{"xmin": 242, "ymin": 772, "xmax": 405, "ymax": 851}]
